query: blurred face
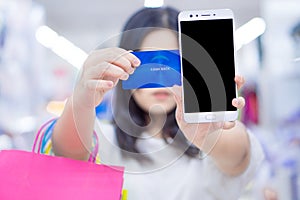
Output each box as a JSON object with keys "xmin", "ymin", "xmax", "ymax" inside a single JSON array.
[{"xmin": 132, "ymin": 29, "xmax": 178, "ymax": 115}]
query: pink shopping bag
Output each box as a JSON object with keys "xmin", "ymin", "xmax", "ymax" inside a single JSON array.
[
  {"xmin": 0, "ymin": 150, "xmax": 124, "ymax": 200},
  {"xmin": 0, "ymin": 119, "xmax": 125, "ymax": 200}
]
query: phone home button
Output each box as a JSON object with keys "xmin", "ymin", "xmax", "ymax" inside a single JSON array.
[{"xmin": 205, "ymin": 114, "xmax": 216, "ymax": 120}]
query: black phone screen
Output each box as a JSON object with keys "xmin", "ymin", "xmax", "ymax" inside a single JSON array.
[{"xmin": 180, "ymin": 19, "xmax": 236, "ymax": 113}]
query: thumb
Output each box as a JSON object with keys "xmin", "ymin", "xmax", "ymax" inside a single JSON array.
[
  {"xmin": 170, "ymin": 85, "xmax": 184, "ymax": 122},
  {"xmin": 170, "ymin": 85, "xmax": 182, "ymax": 103},
  {"xmin": 222, "ymin": 121, "xmax": 236, "ymax": 130}
]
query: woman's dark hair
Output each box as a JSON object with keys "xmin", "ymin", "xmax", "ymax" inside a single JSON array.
[{"xmin": 112, "ymin": 6, "xmax": 200, "ymax": 158}]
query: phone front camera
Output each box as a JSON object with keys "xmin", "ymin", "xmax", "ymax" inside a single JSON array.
[
  {"xmin": 190, "ymin": 14, "xmax": 193, "ymax": 18},
  {"xmin": 213, "ymin": 14, "xmax": 216, "ymax": 16}
]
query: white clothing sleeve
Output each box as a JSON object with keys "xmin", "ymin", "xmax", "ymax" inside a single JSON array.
[{"xmin": 202, "ymin": 130, "xmax": 265, "ymax": 199}]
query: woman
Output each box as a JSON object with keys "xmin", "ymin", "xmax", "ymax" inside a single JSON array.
[{"xmin": 49, "ymin": 7, "xmax": 264, "ymax": 199}]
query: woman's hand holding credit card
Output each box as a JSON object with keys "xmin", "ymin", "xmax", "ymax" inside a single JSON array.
[{"xmin": 75, "ymin": 48, "xmax": 140, "ymax": 109}]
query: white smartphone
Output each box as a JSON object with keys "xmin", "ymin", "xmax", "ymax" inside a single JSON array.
[{"xmin": 178, "ymin": 9, "xmax": 238, "ymax": 123}]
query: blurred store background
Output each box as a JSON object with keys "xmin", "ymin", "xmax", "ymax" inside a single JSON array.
[{"xmin": 0, "ymin": 0, "xmax": 299, "ymax": 199}]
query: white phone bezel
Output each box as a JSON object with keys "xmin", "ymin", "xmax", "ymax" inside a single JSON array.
[{"xmin": 178, "ymin": 9, "xmax": 238, "ymax": 123}]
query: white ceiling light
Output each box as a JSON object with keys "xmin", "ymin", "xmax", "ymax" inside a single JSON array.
[
  {"xmin": 235, "ymin": 17, "xmax": 266, "ymax": 50},
  {"xmin": 293, "ymin": 57, "xmax": 300, "ymax": 62},
  {"xmin": 144, "ymin": 0, "xmax": 164, "ymax": 8},
  {"xmin": 35, "ymin": 25, "xmax": 88, "ymax": 70}
]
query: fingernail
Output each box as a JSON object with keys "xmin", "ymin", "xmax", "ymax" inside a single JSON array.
[
  {"xmin": 121, "ymin": 73, "xmax": 129, "ymax": 80},
  {"xmin": 133, "ymin": 59, "xmax": 140, "ymax": 66},
  {"xmin": 107, "ymin": 81, "xmax": 113, "ymax": 87},
  {"xmin": 233, "ymin": 98, "xmax": 239, "ymax": 105},
  {"xmin": 128, "ymin": 68, "xmax": 135, "ymax": 74}
]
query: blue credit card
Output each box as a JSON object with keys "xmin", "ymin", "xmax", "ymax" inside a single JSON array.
[{"xmin": 122, "ymin": 49, "xmax": 181, "ymax": 90}]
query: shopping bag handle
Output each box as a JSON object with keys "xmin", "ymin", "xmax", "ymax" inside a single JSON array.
[
  {"xmin": 88, "ymin": 131, "xmax": 99, "ymax": 163},
  {"xmin": 33, "ymin": 118, "xmax": 56, "ymax": 153},
  {"xmin": 33, "ymin": 118, "xmax": 99, "ymax": 163}
]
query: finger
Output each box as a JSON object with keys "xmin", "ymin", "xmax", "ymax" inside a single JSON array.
[
  {"xmin": 105, "ymin": 48, "xmax": 141, "ymax": 69},
  {"xmin": 88, "ymin": 48, "xmax": 140, "ymax": 74},
  {"xmin": 222, "ymin": 121, "xmax": 236, "ymax": 130},
  {"xmin": 85, "ymin": 62, "xmax": 129, "ymax": 81},
  {"xmin": 234, "ymin": 75, "xmax": 245, "ymax": 90},
  {"xmin": 170, "ymin": 85, "xmax": 182, "ymax": 100},
  {"xmin": 232, "ymin": 97, "xmax": 245, "ymax": 109},
  {"xmin": 170, "ymin": 85, "xmax": 182, "ymax": 109},
  {"xmin": 122, "ymin": 50, "xmax": 141, "ymax": 67},
  {"xmin": 85, "ymin": 79, "xmax": 114, "ymax": 91},
  {"xmin": 109, "ymin": 55, "xmax": 135, "ymax": 74},
  {"xmin": 170, "ymin": 85, "xmax": 185, "ymax": 123}
]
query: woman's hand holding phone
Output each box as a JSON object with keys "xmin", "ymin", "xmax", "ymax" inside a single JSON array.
[
  {"xmin": 171, "ymin": 75, "xmax": 245, "ymax": 153},
  {"xmin": 73, "ymin": 47, "xmax": 140, "ymax": 109}
]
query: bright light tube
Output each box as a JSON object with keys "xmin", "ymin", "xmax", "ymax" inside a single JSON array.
[
  {"xmin": 36, "ymin": 25, "xmax": 88, "ymax": 70},
  {"xmin": 235, "ymin": 17, "xmax": 266, "ymax": 50}
]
